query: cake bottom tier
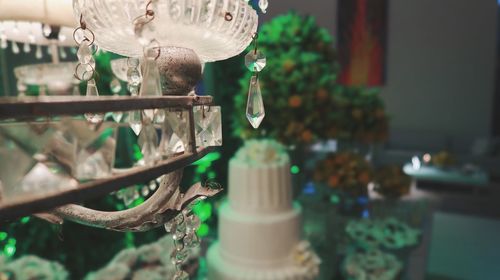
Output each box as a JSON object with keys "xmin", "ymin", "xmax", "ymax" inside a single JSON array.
[
  {"xmin": 208, "ymin": 242, "xmax": 320, "ymax": 280},
  {"xmin": 218, "ymin": 201, "xmax": 302, "ymax": 266}
]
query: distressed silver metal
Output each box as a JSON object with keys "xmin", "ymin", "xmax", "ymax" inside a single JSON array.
[
  {"xmin": 51, "ymin": 169, "xmax": 222, "ymax": 232},
  {"xmin": 155, "ymin": 47, "xmax": 202, "ymax": 95}
]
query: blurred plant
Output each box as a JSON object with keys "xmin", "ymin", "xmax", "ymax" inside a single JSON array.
[
  {"xmin": 233, "ymin": 13, "xmax": 388, "ymax": 146},
  {"xmin": 374, "ymin": 165, "xmax": 411, "ymax": 198},
  {"xmin": 313, "ymin": 151, "xmax": 373, "ymax": 196},
  {"xmin": 431, "ymin": 151, "xmax": 456, "ymax": 168},
  {"xmin": 0, "ymin": 255, "xmax": 69, "ymax": 280}
]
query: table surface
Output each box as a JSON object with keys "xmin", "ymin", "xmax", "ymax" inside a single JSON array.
[{"xmin": 403, "ymin": 164, "xmax": 489, "ymax": 186}]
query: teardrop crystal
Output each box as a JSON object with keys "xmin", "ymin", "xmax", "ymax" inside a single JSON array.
[
  {"xmin": 138, "ymin": 123, "xmax": 159, "ymax": 165},
  {"xmin": 127, "ymin": 68, "xmax": 141, "ymax": 87},
  {"xmin": 84, "ymin": 79, "xmax": 105, "ymax": 124},
  {"xmin": 23, "ymin": 43, "xmax": 30, "ymax": 53},
  {"xmin": 60, "ymin": 47, "xmax": 67, "ymax": 59},
  {"xmin": 0, "ymin": 35, "xmax": 7, "ymax": 49},
  {"xmin": 259, "ymin": 0, "xmax": 269, "ymax": 13},
  {"xmin": 128, "ymin": 110, "xmax": 142, "ymax": 135},
  {"xmin": 42, "ymin": 24, "xmax": 52, "ymax": 37},
  {"xmin": 140, "ymin": 57, "xmax": 162, "ymax": 97},
  {"xmin": 35, "ymin": 45, "xmax": 42, "ymax": 59},
  {"xmin": 11, "ymin": 42, "xmax": 19, "ymax": 54},
  {"xmin": 246, "ymin": 76, "xmax": 265, "ymax": 129},
  {"xmin": 140, "ymin": 57, "xmax": 162, "ymax": 121},
  {"xmin": 110, "ymin": 78, "xmax": 122, "ymax": 94}
]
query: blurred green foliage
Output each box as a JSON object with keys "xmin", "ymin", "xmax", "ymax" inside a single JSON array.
[{"xmin": 233, "ymin": 13, "xmax": 388, "ymax": 145}]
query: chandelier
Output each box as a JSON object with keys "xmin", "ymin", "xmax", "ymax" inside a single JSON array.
[{"xmin": 0, "ymin": 0, "xmax": 261, "ymax": 234}]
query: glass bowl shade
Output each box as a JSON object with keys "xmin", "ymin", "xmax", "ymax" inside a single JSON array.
[
  {"xmin": 14, "ymin": 62, "xmax": 78, "ymax": 86},
  {"xmin": 73, "ymin": 0, "xmax": 258, "ymax": 62}
]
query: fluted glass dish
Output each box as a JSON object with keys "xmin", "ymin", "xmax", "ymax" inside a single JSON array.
[
  {"xmin": 0, "ymin": 21, "xmax": 76, "ymax": 46},
  {"xmin": 73, "ymin": 0, "xmax": 258, "ymax": 62},
  {"xmin": 15, "ymin": 62, "xmax": 78, "ymax": 86}
]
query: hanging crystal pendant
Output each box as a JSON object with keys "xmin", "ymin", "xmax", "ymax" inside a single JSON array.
[
  {"xmin": 11, "ymin": 42, "xmax": 19, "ymax": 54},
  {"xmin": 246, "ymin": 75, "xmax": 265, "ymax": 129},
  {"xmin": 42, "ymin": 24, "xmax": 52, "ymax": 37},
  {"xmin": 172, "ymin": 271, "xmax": 189, "ymax": 280},
  {"xmin": 77, "ymin": 44, "xmax": 95, "ymax": 67},
  {"xmin": 193, "ymin": 106, "xmax": 222, "ymax": 147},
  {"xmin": 128, "ymin": 110, "xmax": 142, "ymax": 135},
  {"xmin": 35, "ymin": 45, "xmax": 43, "ymax": 59},
  {"xmin": 84, "ymin": 79, "xmax": 105, "ymax": 124},
  {"xmin": 17, "ymin": 81, "xmax": 27, "ymax": 96},
  {"xmin": 138, "ymin": 123, "xmax": 159, "ymax": 165},
  {"xmin": 259, "ymin": 0, "xmax": 269, "ymax": 13},
  {"xmin": 22, "ymin": 43, "xmax": 30, "ymax": 53},
  {"xmin": 110, "ymin": 78, "xmax": 122, "ymax": 94},
  {"xmin": 111, "ymin": 110, "xmax": 123, "ymax": 123},
  {"xmin": 72, "ymin": 84, "xmax": 80, "ymax": 96},
  {"xmin": 60, "ymin": 47, "xmax": 67, "ymax": 59},
  {"xmin": 149, "ymin": 180, "xmax": 157, "ymax": 191},
  {"xmin": 140, "ymin": 56, "xmax": 162, "ymax": 121},
  {"xmin": 245, "ymin": 50, "xmax": 266, "ymax": 72},
  {"xmin": 183, "ymin": 231, "xmax": 200, "ymax": 248},
  {"xmin": 141, "ymin": 185, "xmax": 150, "ymax": 197},
  {"xmin": 0, "ymin": 33, "xmax": 7, "ymax": 49},
  {"xmin": 110, "ymin": 79, "xmax": 123, "ymax": 123}
]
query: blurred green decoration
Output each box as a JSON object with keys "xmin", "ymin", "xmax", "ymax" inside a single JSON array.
[{"xmin": 233, "ymin": 12, "xmax": 389, "ymax": 146}]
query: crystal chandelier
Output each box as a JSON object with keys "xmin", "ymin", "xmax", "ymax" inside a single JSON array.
[{"xmin": 0, "ymin": 0, "xmax": 259, "ymax": 236}]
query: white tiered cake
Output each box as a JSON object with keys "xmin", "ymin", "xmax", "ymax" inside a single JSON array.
[{"xmin": 208, "ymin": 140, "xmax": 320, "ymax": 280}]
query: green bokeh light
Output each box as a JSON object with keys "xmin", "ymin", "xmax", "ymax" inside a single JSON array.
[
  {"xmin": 133, "ymin": 144, "xmax": 143, "ymax": 161},
  {"xmin": 20, "ymin": 216, "xmax": 30, "ymax": 224},
  {"xmin": 4, "ymin": 244, "xmax": 16, "ymax": 257},
  {"xmin": 330, "ymin": 194, "xmax": 341, "ymax": 204},
  {"xmin": 193, "ymin": 201, "xmax": 212, "ymax": 222},
  {"xmin": 193, "ymin": 152, "xmax": 221, "ymax": 165},
  {"xmin": 197, "ymin": 223, "xmax": 209, "ymax": 237},
  {"xmin": 0, "ymin": 232, "xmax": 7, "ymax": 241},
  {"xmin": 291, "ymin": 165, "xmax": 300, "ymax": 174}
]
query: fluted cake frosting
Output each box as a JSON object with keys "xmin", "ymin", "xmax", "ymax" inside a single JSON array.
[{"xmin": 228, "ymin": 139, "xmax": 292, "ymax": 215}]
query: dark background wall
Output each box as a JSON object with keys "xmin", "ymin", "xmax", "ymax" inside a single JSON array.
[{"xmin": 264, "ymin": 0, "xmax": 499, "ymax": 153}]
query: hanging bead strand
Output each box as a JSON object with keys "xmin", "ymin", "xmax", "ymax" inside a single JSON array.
[
  {"xmin": 244, "ymin": 33, "xmax": 266, "ymax": 129},
  {"xmin": 73, "ymin": 14, "xmax": 104, "ymax": 125},
  {"xmin": 164, "ymin": 195, "xmax": 205, "ymax": 280}
]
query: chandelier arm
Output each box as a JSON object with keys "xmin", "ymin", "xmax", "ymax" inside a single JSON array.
[{"xmin": 50, "ymin": 170, "xmax": 222, "ymax": 232}]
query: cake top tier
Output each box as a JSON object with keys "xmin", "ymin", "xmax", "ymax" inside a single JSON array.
[{"xmin": 232, "ymin": 139, "xmax": 289, "ymax": 167}]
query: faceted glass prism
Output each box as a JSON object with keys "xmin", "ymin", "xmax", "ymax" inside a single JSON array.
[
  {"xmin": 193, "ymin": 106, "xmax": 222, "ymax": 147},
  {"xmin": 139, "ymin": 57, "xmax": 162, "ymax": 121},
  {"xmin": 159, "ymin": 110, "xmax": 189, "ymax": 157},
  {"xmin": 84, "ymin": 80, "xmax": 105, "ymax": 125},
  {"xmin": 128, "ymin": 110, "xmax": 143, "ymax": 136},
  {"xmin": 77, "ymin": 44, "xmax": 93, "ymax": 64},
  {"xmin": 138, "ymin": 123, "xmax": 160, "ymax": 166},
  {"xmin": 259, "ymin": 0, "xmax": 269, "ymax": 13},
  {"xmin": 246, "ymin": 76, "xmax": 265, "ymax": 129},
  {"xmin": 245, "ymin": 50, "xmax": 266, "ymax": 72},
  {"xmin": 110, "ymin": 78, "xmax": 122, "ymax": 94},
  {"xmin": 0, "ymin": 119, "xmax": 117, "ymax": 203}
]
